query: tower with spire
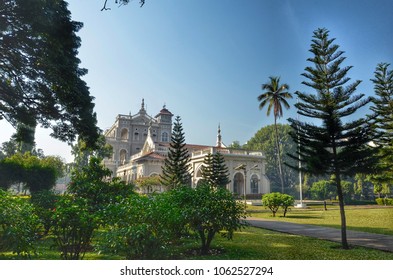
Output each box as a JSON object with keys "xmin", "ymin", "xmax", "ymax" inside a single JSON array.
[
  {"xmin": 103, "ymin": 99, "xmax": 173, "ymax": 174},
  {"xmin": 216, "ymin": 123, "xmax": 226, "ymax": 148}
]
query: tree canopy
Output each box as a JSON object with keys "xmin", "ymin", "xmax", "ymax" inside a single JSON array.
[
  {"xmin": 245, "ymin": 124, "xmax": 297, "ymax": 193},
  {"xmin": 258, "ymin": 76, "xmax": 292, "ymax": 193},
  {"xmin": 288, "ymin": 28, "xmax": 380, "ymax": 249},
  {"xmin": 0, "ymin": 0, "xmax": 99, "ymax": 148}
]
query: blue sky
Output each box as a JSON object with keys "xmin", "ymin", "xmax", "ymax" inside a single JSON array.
[{"xmin": 1, "ymin": 0, "xmax": 392, "ymax": 162}]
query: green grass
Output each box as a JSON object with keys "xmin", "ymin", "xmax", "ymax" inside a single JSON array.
[
  {"xmin": 1, "ymin": 225, "xmax": 392, "ymax": 260},
  {"xmin": 248, "ymin": 205, "xmax": 393, "ymax": 235},
  {"xmin": 199, "ymin": 226, "xmax": 393, "ymax": 260}
]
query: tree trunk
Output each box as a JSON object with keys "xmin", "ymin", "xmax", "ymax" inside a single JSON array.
[
  {"xmin": 274, "ymin": 117, "xmax": 285, "ymax": 193},
  {"xmin": 335, "ymin": 171, "xmax": 349, "ymax": 249}
]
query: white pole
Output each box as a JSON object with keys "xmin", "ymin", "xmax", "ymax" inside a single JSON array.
[{"xmin": 296, "ymin": 97, "xmax": 305, "ymax": 208}]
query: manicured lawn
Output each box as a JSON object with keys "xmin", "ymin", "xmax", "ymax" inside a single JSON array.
[
  {"xmin": 201, "ymin": 226, "xmax": 393, "ymax": 260},
  {"xmin": 1, "ymin": 225, "xmax": 392, "ymax": 260},
  {"xmin": 247, "ymin": 205, "xmax": 393, "ymax": 236}
]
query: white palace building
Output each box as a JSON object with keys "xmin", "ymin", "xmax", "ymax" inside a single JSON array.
[{"xmin": 103, "ymin": 99, "xmax": 270, "ymax": 196}]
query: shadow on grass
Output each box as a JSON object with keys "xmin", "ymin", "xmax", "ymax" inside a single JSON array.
[{"xmin": 284, "ymin": 215, "xmax": 323, "ymax": 219}]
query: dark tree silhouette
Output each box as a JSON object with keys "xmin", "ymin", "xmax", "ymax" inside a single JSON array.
[
  {"xmin": 0, "ymin": 0, "xmax": 99, "ymax": 149},
  {"xmin": 288, "ymin": 28, "xmax": 379, "ymax": 249}
]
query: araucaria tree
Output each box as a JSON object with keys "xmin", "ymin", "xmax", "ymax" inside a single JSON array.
[
  {"xmin": 288, "ymin": 28, "xmax": 379, "ymax": 249},
  {"xmin": 200, "ymin": 152, "xmax": 230, "ymax": 188},
  {"xmin": 160, "ymin": 116, "xmax": 191, "ymax": 188},
  {"xmin": 369, "ymin": 63, "xmax": 393, "ymax": 188},
  {"xmin": 258, "ymin": 77, "xmax": 292, "ymax": 193}
]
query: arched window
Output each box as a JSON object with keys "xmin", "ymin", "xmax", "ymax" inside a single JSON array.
[
  {"xmin": 120, "ymin": 128, "xmax": 128, "ymax": 140},
  {"xmin": 120, "ymin": 149, "xmax": 127, "ymax": 164},
  {"xmin": 233, "ymin": 173, "xmax": 244, "ymax": 195},
  {"xmin": 161, "ymin": 132, "xmax": 169, "ymax": 142},
  {"xmin": 251, "ymin": 174, "xmax": 259, "ymax": 194},
  {"xmin": 196, "ymin": 166, "xmax": 203, "ymax": 178}
]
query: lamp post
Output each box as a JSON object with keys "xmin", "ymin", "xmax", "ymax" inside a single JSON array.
[{"xmin": 235, "ymin": 164, "xmax": 258, "ymax": 206}]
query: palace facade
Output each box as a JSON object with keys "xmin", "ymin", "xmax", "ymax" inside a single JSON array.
[{"xmin": 103, "ymin": 99, "xmax": 270, "ymax": 196}]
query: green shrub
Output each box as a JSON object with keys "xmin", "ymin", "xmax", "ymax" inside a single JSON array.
[
  {"xmin": 30, "ymin": 190, "xmax": 59, "ymax": 235},
  {"xmin": 262, "ymin": 192, "xmax": 282, "ymax": 217},
  {"xmin": 345, "ymin": 199, "xmax": 377, "ymax": 205},
  {"xmin": 281, "ymin": 194, "xmax": 295, "ymax": 217},
  {"xmin": 99, "ymin": 193, "xmax": 183, "ymax": 259},
  {"xmin": 172, "ymin": 185, "xmax": 248, "ymax": 255},
  {"xmin": 67, "ymin": 157, "xmax": 134, "ymax": 218},
  {"xmin": 52, "ymin": 195, "xmax": 99, "ymax": 260},
  {"xmin": 262, "ymin": 192, "xmax": 295, "ymax": 217},
  {"xmin": 376, "ymin": 197, "xmax": 393, "ymax": 206},
  {"xmin": 0, "ymin": 190, "xmax": 40, "ymax": 258}
]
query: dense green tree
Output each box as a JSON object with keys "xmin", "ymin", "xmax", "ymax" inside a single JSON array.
[
  {"xmin": 71, "ymin": 135, "xmax": 113, "ymax": 171},
  {"xmin": 288, "ymin": 28, "xmax": 379, "ymax": 249},
  {"xmin": 212, "ymin": 152, "xmax": 231, "ymax": 188},
  {"xmin": 200, "ymin": 153, "xmax": 214, "ymax": 186},
  {"xmin": 160, "ymin": 116, "xmax": 191, "ymax": 189},
  {"xmin": 258, "ymin": 76, "xmax": 293, "ymax": 193},
  {"xmin": 0, "ymin": 0, "xmax": 99, "ymax": 148},
  {"xmin": 309, "ymin": 180, "xmax": 335, "ymax": 200},
  {"xmin": 200, "ymin": 152, "xmax": 230, "ymax": 188},
  {"xmin": 228, "ymin": 141, "xmax": 242, "ymax": 149},
  {"xmin": 368, "ymin": 63, "xmax": 393, "ymax": 191},
  {"xmin": 0, "ymin": 153, "xmax": 64, "ymax": 193},
  {"xmin": 245, "ymin": 124, "xmax": 298, "ymax": 193}
]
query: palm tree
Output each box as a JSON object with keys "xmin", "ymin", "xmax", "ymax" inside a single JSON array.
[{"xmin": 258, "ymin": 76, "xmax": 292, "ymax": 193}]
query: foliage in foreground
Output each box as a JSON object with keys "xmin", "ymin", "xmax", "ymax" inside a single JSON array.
[
  {"xmin": 0, "ymin": 190, "xmax": 40, "ymax": 258},
  {"xmin": 52, "ymin": 195, "xmax": 99, "ymax": 260},
  {"xmin": 99, "ymin": 193, "xmax": 184, "ymax": 259},
  {"xmin": 99, "ymin": 185, "xmax": 247, "ymax": 258},
  {"xmin": 172, "ymin": 185, "xmax": 248, "ymax": 255}
]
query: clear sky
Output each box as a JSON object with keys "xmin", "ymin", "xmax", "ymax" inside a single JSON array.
[{"xmin": 1, "ymin": 0, "xmax": 392, "ymax": 162}]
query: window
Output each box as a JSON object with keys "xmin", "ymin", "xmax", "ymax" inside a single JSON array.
[
  {"xmin": 120, "ymin": 128, "xmax": 128, "ymax": 140},
  {"xmin": 120, "ymin": 149, "xmax": 127, "ymax": 164},
  {"xmin": 161, "ymin": 132, "xmax": 169, "ymax": 142},
  {"xmin": 251, "ymin": 174, "xmax": 259, "ymax": 194},
  {"xmin": 134, "ymin": 132, "xmax": 139, "ymax": 141},
  {"xmin": 233, "ymin": 173, "xmax": 244, "ymax": 195}
]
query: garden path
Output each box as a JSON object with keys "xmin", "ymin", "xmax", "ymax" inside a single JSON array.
[{"xmin": 246, "ymin": 217, "xmax": 393, "ymax": 253}]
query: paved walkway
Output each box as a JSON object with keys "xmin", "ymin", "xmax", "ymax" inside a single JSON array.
[{"xmin": 246, "ymin": 217, "xmax": 393, "ymax": 253}]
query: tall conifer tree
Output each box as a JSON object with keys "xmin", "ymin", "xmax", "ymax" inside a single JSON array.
[
  {"xmin": 200, "ymin": 152, "xmax": 230, "ymax": 188},
  {"xmin": 200, "ymin": 153, "xmax": 214, "ymax": 186},
  {"xmin": 369, "ymin": 63, "xmax": 393, "ymax": 189},
  {"xmin": 160, "ymin": 116, "xmax": 191, "ymax": 189},
  {"xmin": 288, "ymin": 28, "xmax": 379, "ymax": 249},
  {"xmin": 212, "ymin": 152, "xmax": 230, "ymax": 188}
]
